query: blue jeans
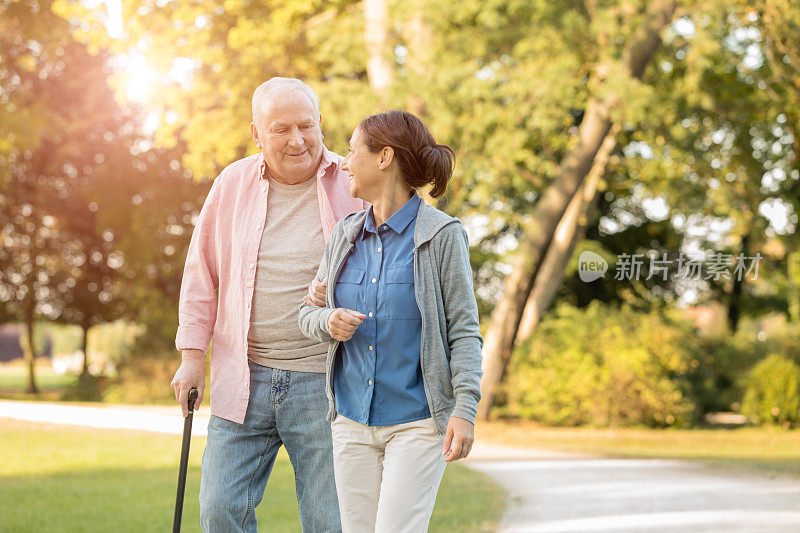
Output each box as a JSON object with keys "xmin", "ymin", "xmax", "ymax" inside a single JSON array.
[{"xmin": 199, "ymin": 361, "xmax": 341, "ymax": 532}]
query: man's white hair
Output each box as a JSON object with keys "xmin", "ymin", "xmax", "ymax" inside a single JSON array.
[{"xmin": 251, "ymin": 77, "xmax": 321, "ymax": 129}]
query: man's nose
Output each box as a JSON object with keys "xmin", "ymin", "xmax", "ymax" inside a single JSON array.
[{"xmin": 288, "ymin": 127, "xmax": 304, "ymax": 147}]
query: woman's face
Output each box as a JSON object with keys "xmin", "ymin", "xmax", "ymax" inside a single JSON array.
[{"xmin": 342, "ymin": 126, "xmax": 383, "ymax": 200}]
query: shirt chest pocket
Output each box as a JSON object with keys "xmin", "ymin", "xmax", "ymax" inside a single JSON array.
[
  {"xmin": 384, "ymin": 266, "xmax": 420, "ymax": 320},
  {"xmin": 334, "ymin": 266, "xmax": 365, "ymax": 310}
]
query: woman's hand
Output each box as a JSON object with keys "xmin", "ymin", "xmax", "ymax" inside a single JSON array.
[
  {"xmin": 442, "ymin": 416, "xmax": 474, "ymax": 462},
  {"xmin": 327, "ymin": 308, "xmax": 366, "ymax": 341},
  {"xmin": 303, "ymin": 277, "xmax": 327, "ymax": 307}
]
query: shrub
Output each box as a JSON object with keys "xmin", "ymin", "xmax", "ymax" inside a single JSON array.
[
  {"xmin": 103, "ymin": 353, "xmax": 182, "ymax": 404},
  {"xmin": 496, "ymin": 302, "xmax": 704, "ymax": 427},
  {"xmin": 697, "ymin": 314, "xmax": 800, "ymax": 413},
  {"xmin": 741, "ymin": 354, "xmax": 800, "ymax": 428}
]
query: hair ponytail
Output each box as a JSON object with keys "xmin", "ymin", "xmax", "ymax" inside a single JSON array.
[{"xmin": 419, "ymin": 144, "xmax": 455, "ymax": 198}]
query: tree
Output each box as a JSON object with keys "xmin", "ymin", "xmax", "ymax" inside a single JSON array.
[
  {"xmin": 477, "ymin": 0, "xmax": 679, "ymax": 419},
  {"xmin": 1, "ymin": 0, "xmax": 204, "ymax": 386}
]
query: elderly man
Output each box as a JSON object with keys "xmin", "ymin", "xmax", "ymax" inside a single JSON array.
[{"xmin": 171, "ymin": 77, "xmax": 364, "ymax": 532}]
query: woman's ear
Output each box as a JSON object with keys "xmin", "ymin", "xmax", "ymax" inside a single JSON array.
[{"xmin": 378, "ymin": 146, "xmax": 394, "ymax": 170}]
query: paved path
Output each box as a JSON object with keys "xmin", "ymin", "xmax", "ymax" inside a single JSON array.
[
  {"xmin": 0, "ymin": 399, "xmax": 210, "ymax": 436},
  {"xmin": 3, "ymin": 401, "xmax": 800, "ymax": 531},
  {"xmin": 466, "ymin": 446, "xmax": 800, "ymax": 532}
]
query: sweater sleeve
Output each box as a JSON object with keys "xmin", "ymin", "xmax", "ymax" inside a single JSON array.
[
  {"xmin": 298, "ymin": 229, "xmax": 337, "ymax": 343},
  {"xmin": 437, "ymin": 223, "xmax": 483, "ymax": 424}
]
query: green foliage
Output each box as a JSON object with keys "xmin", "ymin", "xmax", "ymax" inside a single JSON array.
[
  {"xmin": 104, "ymin": 351, "xmax": 185, "ymax": 404},
  {"xmin": 61, "ymin": 373, "xmax": 105, "ymax": 401},
  {"xmin": 497, "ymin": 302, "xmax": 705, "ymax": 427},
  {"xmin": 698, "ymin": 313, "xmax": 800, "ymax": 412},
  {"xmin": 89, "ymin": 320, "xmax": 144, "ymax": 365},
  {"xmin": 742, "ymin": 353, "xmax": 800, "ymax": 428}
]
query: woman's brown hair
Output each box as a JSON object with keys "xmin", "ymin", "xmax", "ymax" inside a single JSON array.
[{"xmin": 358, "ymin": 110, "xmax": 454, "ymax": 198}]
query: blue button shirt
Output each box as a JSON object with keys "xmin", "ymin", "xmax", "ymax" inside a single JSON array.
[{"xmin": 333, "ymin": 193, "xmax": 430, "ymax": 426}]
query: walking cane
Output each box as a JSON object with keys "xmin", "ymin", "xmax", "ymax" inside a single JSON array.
[{"xmin": 173, "ymin": 387, "xmax": 198, "ymax": 533}]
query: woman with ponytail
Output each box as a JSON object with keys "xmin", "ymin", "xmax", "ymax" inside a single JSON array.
[{"xmin": 298, "ymin": 110, "xmax": 483, "ymax": 532}]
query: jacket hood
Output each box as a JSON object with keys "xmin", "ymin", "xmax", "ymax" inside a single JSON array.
[{"xmin": 340, "ymin": 200, "xmax": 459, "ymax": 249}]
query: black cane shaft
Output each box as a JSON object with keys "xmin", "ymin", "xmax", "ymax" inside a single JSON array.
[{"xmin": 173, "ymin": 388, "xmax": 198, "ymax": 533}]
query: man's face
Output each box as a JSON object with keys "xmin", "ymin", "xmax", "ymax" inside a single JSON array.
[{"xmin": 251, "ymin": 93, "xmax": 323, "ymax": 184}]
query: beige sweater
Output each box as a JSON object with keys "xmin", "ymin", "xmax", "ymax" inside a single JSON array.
[{"xmin": 247, "ymin": 175, "xmax": 328, "ymax": 372}]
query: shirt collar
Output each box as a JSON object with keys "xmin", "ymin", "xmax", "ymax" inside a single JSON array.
[
  {"xmin": 256, "ymin": 145, "xmax": 337, "ymax": 181},
  {"xmin": 363, "ymin": 193, "xmax": 421, "ymax": 236}
]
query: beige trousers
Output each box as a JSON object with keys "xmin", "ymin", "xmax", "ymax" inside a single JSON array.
[{"xmin": 330, "ymin": 415, "xmax": 447, "ymax": 533}]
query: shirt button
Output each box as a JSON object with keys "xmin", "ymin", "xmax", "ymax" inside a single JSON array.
[
  {"xmin": 377, "ymin": 247, "xmax": 382, "ymax": 253},
  {"xmin": 368, "ymin": 379, "xmax": 373, "ymax": 386},
  {"xmin": 371, "ymin": 278, "xmax": 376, "ymax": 283},
  {"xmin": 368, "ymin": 345, "xmax": 373, "ymax": 351},
  {"xmin": 261, "ymin": 186, "xmax": 266, "ymax": 192},
  {"xmin": 368, "ymin": 312, "xmax": 373, "ymax": 317},
  {"xmin": 249, "ymin": 263, "xmax": 255, "ymax": 269},
  {"xmin": 256, "ymin": 225, "xmax": 262, "ymax": 230}
]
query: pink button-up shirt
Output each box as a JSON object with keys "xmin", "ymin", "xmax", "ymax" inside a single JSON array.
[{"xmin": 175, "ymin": 146, "xmax": 365, "ymax": 424}]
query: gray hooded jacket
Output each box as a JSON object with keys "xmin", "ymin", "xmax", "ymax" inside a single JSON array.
[{"xmin": 298, "ymin": 201, "xmax": 483, "ymax": 434}]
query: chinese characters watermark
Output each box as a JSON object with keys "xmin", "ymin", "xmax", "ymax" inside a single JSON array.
[{"xmin": 578, "ymin": 250, "xmax": 762, "ymax": 283}]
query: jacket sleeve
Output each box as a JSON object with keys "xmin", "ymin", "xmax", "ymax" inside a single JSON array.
[
  {"xmin": 437, "ymin": 223, "xmax": 483, "ymax": 424},
  {"xmin": 174, "ymin": 175, "xmax": 224, "ymax": 354},
  {"xmin": 298, "ymin": 231, "xmax": 336, "ymax": 344}
]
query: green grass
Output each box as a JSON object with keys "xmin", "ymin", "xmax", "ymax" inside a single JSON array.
[
  {"xmin": 478, "ymin": 420, "xmax": 800, "ymax": 478},
  {"xmin": 0, "ymin": 366, "xmax": 76, "ymax": 390},
  {"xmin": 0, "ymin": 366, "xmax": 77, "ymax": 400},
  {"xmin": 0, "ymin": 419, "xmax": 504, "ymax": 532}
]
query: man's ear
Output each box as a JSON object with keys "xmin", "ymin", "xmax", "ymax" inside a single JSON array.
[
  {"xmin": 251, "ymin": 122, "xmax": 262, "ymax": 150},
  {"xmin": 378, "ymin": 146, "xmax": 394, "ymax": 169}
]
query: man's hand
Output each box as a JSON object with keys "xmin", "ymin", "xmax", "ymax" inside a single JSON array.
[
  {"xmin": 442, "ymin": 416, "xmax": 474, "ymax": 462},
  {"xmin": 327, "ymin": 308, "xmax": 366, "ymax": 341},
  {"xmin": 303, "ymin": 277, "xmax": 327, "ymax": 307},
  {"xmin": 171, "ymin": 349, "xmax": 206, "ymax": 418}
]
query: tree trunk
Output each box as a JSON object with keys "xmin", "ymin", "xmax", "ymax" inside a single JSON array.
[
  {"xmin": 81, "ymin": 323, "xmax": 90, "ymax": 376},
  {"xmin": 516, "ymin": 129, "xmax": 618, "ymax": 344},
  {"xmin": 727, "ymin": 232, "xmax": 750, "ymax": 333},
  {"xmin": 364, "ymin": 0, "xmax": 393, "ymax": 94},
  {"xmin": 23, "ymin": 297, "xmax": 39, "ymax": 394},
  {"xmin": 404, "ymin": 0, "xmax": 431, "ymax": 117},
  {"xmin": 789, "ymin": 250, "xmax": 800, "ymax": 325},
  {"xmin": 477, "ymin": 0, "xmax": 677, "ymax": 421}
]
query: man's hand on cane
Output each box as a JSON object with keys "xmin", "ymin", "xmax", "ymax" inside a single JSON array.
[{"xmin": 171, "ymin": 349, "xmax": 206, "ymax": 418}]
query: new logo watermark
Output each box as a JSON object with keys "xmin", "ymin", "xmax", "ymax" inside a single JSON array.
[{"xmin": 578, "ymin": 251, "xmax": 608, "ymax": 282}]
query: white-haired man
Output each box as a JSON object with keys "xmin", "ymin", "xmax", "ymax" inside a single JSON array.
[{"xmin": 171, "ymin": 77, "xmax": 364, "ymax": 532}]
